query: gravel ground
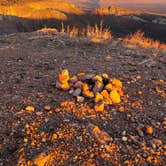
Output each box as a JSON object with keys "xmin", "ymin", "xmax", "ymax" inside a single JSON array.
[{"xmin": 0, "ymin": 32, "xmax": 166, "ymax": 165}]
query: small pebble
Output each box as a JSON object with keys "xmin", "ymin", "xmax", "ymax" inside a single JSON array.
[
  {"xmin": 151, "ymin": 138, "xmax": 163, "ymax": 149},
  {"xmin": 69, "ymin": 89, "xmax": 74, "ymax": 94},
  {"xmin": 136, "ymin": 127, "xmax": 144, "ymax": 137},
  {"xmin": 36, "ymin": 112, "xmax": 43, "ymax": 116},
  {"xmin": 122, "ymin": 136, "xmax": 128, "ymax": 142},
  {"xmin": 77, "ymin": 96, "xmax": 85, "ymax": 103},
  {"xmin": 72, "ymin": 88, "xmax": 82, "ymax": 96},
  {"xmin": 44, "ymin": 105, "xmax": 51, "ymax": 111},
  {"xmin": 146, "ymin": 125, "xmax": 153, "ymax": 135},
  {"xmin": 25, "ymin": 106, "xmax": 35, "ymax": 112},
  {"xmin": 44, "ymin": 118, "xmax": 49, "ymax": 123},
  {"xmin": 122, "ymin": 131, "xmax": 126, "ymax": 136}
]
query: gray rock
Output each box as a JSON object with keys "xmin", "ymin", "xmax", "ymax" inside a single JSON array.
[
  {"xmin": 69, "ymin": 89, "xmax": 74, "ymax": 94},
  {"xmin": 136, "ymin": 127, "xmax": 144, "ymax": 137},
  {"xmin": 72, "ymin": 88, "xmax": 82, "ymax": 96},
  {"xmin": 80, "ymin": 74, "xmax": 95, "ymax": 80},
  {"xmin": 76, "ymin": 96, "xmax": 85, "ymax": 103},
  {"xmin": 151, "ymin": 138, "xmax": 163, "ymax": 149},
  {"xmin": 36, "ymin": 112, "xmax": 43, "ymax": 116},
  {"xmin": 93, "ymin": 81, "xmax": 104, "ymax": 93}
]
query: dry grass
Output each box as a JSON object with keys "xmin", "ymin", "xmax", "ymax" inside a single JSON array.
[
  {"xmin": 37, "ymin": 26, "xmax": 165, "ymax": 48},
  {"xmin": 86, "ymin": 22, "xmax": 112, "ymax": 40},
  {"xmin": 124, "ymin": 30, "xmax": 162, "ymax": 49},
  {"xmin": 37, "ymin": 27, "xmax": 58, "ymax": 34},
  {"xmin": 60, "ymin": 21, "xmax": 112, "ymax": 43}
]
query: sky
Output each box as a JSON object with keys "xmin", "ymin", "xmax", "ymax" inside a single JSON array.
[
  {"xmin": 110, "ymin": 0, "xmax": 166, "ymax": 4},
  {"xmin": 100, "ymin": 0, "xmax": 166, "ymax": 13},
  {"xmin": 70, "ymin": 0, "xmax": 166, "ymax": 13}
]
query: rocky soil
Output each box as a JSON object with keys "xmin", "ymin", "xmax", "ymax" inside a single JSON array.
[{"xmin": 0, "ymin": 31, "xmax": 166, "ymax": 165}]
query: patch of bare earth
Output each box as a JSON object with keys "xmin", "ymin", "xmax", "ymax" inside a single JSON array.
[{"xmin": 0, "ymin": 32, "xmax": 166, "ymax": 165}]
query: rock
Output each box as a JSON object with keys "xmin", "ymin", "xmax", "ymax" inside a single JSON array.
[
  {"xmin": 105, "ymin": 55, "xmax": 112, "ymax": 61},
  {"xmin": 122, "ymin": 136, "xmax": 128, "ymax": 142},
  {"xmin": 151, "ymin": 139, "xmax": 163, "ymax": 149},
  {"xmin": 102, "ymin": 73, "xmax": 109, "ymax": 79},
  {"xmin": 56, "ymin": 81, "xmax": 70, "ymax": 90},
  {"xmin": 33, "ymin": 152, "xmax": 51, "ymax": 166},
  {"xmin": 122, "ymin": 131, "xmax": 126, "ymax": 136},
  {"xmin": 82, "ymin": 90, "xmax": 94, "ymax": 98},
  {"xmin": 73, "ymin": 81, "xmax": 83, "ymax": 89},
  {"xmin": 95, "ymin": 93, "xmax": 103, "ymax": 103},
  {"xmin": 44, "ymin": 118, "xmax": 49, "ymax": 123},
  {"xmin": 58, "ymin": 69, "xmax": 70, "ymax": 83},
  {"xmin": 36, "ymin": 112, "xmax": 43, "ymax": 116},
  {"xmin": 136, "ymin": 127, "xmax": 144, "ymax": 137},
  {"xmin": 69, "ymin": 75, "xmax": 78, "ymax": 84},
  {"xmin": 145, "ymin": 125, "xmax": 153, "ymax": 135},
  {"xmin": 80, "ymin": 74, "xmax": 95, "ymax": 81},
  {"xmin": 162, "ymin": 120, "xmax": 166, "ymax": 129},
  {"xmin": 69, "ymin": 89, "xmax": 74, "ymax": 94},
  {"xmin": 63, "ymin": 119, "xmax": 70, "ymax": 122},
  {"xmin": 111, "ymin": 78, "xmax": 123, "ymax": 89},
  {"xmin": 101, "ymin": 90, "xmax": 112, "ymax": 105},
  {"xmin": 105, "ymin": 83, "xmax": 113, "ymax": 91},
  {"xmin": 82, "ymin": 83, "xmax": 94, "ymax": 98},
  {"xmin": 88, "ymin": 123, "xmax": 113, "ymax": 144},
  {"xmin": 142, "ymin": 151, "xmax": 150, "ymax": 158},
  {"xmin": 51, "ymin": 133, "xmax": 58, "ymax": 140},
  {"xmin": 92, "ymin": 75, "xmax": 103, "ymax": 82},
  {"xmin": 72, "ymin": 88, "xmax": 82, "ymax": 96},
  {"xmin": 110, "ymin": 90, "xmax": 121, "ymax": 104},
  {"xmin": 56, "ymin": 69, "xmax": 70, "ymax": 90},
  {"xmin": 93, "ymin": 81, "xmax": 104, "ymax": 93},
  {"xmin": 44, "ymin": 105, "xmax": 51, "ymax": 111},
  {"xmin": 76, "ymin": 96, "xmax": 85, "ymax": 103},
  {"xmin": 94, "ymin": 103, "xmax": 105, "ymax": 112},
  {"xmin": 25, "ymin": 106, "xmax": 35, "ymax": 112}
]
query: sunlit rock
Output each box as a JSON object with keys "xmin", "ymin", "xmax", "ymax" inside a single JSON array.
[{"xmin": 110, "ymin": 90, "xmax": 121, "ymax": 104}]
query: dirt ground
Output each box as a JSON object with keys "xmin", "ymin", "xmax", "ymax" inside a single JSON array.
[{"xmin": 0, "ymin": 32, "xmax": 166, "ymax": 165}]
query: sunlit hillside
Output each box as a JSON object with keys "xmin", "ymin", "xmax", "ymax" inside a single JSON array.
[{"xmin": 0, "ymin": 0, "xmax": 83, "ymax": 20}]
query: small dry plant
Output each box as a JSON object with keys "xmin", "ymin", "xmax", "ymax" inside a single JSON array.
[
  {"xmin": 60, "ymin": 21, "xmax": 112, "ymax": 41},
  {"xmin": 124, "ymin": 30, "xmax": 161, "ymax": 49},
  {"xmin": 37, "ymin": 27, "xmax": 58, "ymax": 34},
  {"xmin": 86, "ymin": 21, "xmax": 111, "ymax": 40}
]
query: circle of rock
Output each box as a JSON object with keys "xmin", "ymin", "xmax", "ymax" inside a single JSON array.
[{"xmin": 56, "ymin": 69, "xmax": 124, "ymax": 112}]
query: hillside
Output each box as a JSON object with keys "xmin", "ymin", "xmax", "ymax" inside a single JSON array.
[
  {"xmin": 0, "ymin": 1, "xmax": 166, "ymax": 42},
  {"xmin": 0, "ymin": 30, "xmax": 166, "ymax": 165},
  {"xmin": 0, "ymin": 0, "xmax": 83, "ymax": 19}
]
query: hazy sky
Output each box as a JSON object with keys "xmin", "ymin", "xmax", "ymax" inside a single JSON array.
[
  {"xmin": 110, "ymin": 0, "xmax": 166, "ymax": 4},
  {"xmin": 70, "ymin": 0, "xmax": 166, "ymax": 13}
]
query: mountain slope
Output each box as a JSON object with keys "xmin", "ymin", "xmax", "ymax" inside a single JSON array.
[
  {"xmin": 0, "ymin": 0, "xmax": 83, "ymax": 19},
  {"xmin": 0, "ymin": 0, "xmax": 166, "ymax": 42}
]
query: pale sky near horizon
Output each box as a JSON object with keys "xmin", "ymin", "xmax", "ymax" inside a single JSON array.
[{"xmin": 110, "ymin": 0, "xmax": 166, "ymax": 4}]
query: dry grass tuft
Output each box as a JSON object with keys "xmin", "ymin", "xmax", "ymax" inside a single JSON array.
[
  {"xmin": 60, "ymin": 21, "xmax": 112, "ymax": 43},
  {"xmin": 37, "ymin": 27, "xmax": 58, "ymax": 34},
  {"xmin": 124, "ymin": 30, "xmax": 161, "ymax": 49},
  {"xmin": 86, "ymin": 22, "xmax": 112, "ymax": 40}
]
